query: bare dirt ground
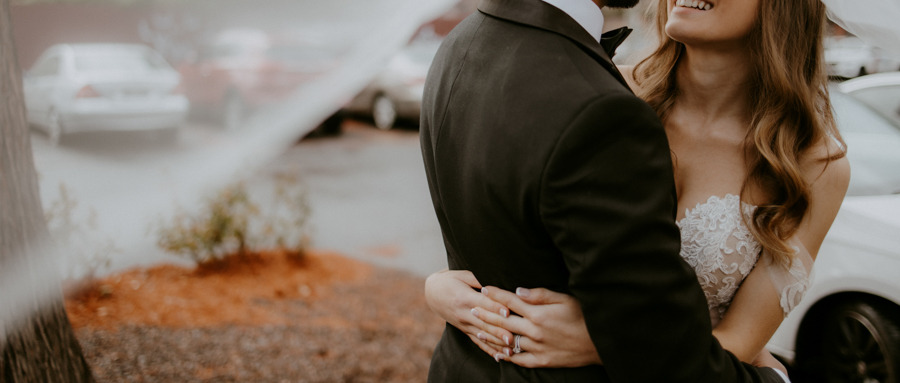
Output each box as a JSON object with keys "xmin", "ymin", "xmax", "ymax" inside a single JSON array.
[{"xmin": 65, "ymin": 251, "xmax": 446, "ymax": 382}]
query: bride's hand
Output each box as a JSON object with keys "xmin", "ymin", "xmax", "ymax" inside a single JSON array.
[
  {"xmin": 471, "ymin": 287, "xmax": 602, "ymax": 368},
  {"xmin": 424, "ymin": 270, "xmax": 514, "ymax": 357}
]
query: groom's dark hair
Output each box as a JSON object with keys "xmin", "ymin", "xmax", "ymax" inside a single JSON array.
[{"xmin": 605, "ymin": 0, "xmax": 640, "ymax": 9}]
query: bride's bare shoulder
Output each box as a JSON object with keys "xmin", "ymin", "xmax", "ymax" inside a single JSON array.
[
  {"xmin": 802, "ymin": 135, "xmax": 851, "ymax": 202},
  {"xmin": 617, "ymin": 65, "xmax": 642, "ymax": 93}
]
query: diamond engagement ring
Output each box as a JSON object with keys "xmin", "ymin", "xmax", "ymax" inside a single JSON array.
[{"xmin": 513, "ymin": 334, "xmax": 523, "ymax": 354}]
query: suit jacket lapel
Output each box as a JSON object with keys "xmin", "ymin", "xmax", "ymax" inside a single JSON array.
[{"xmin": 477, "ymin": 0, "xmax": 631, "ymax": 90}]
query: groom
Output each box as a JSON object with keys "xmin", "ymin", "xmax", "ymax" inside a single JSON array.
[{"xmin": 419, "ymin": 0, "xmax": 788, "ymax": 382}]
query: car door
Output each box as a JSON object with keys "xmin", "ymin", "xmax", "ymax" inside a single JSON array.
[
  {"xmin": 833, "ymin": 91, "xmax": 900, "ymax": 196},
  {"xmin": 847, "ymin": 84, "xmax": 900, "ymax": 127},
  {"xmin": 24, "ymin": 53, "xmax": 63, "ymax": 125}
]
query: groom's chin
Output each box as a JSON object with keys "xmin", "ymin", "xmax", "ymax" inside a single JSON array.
[{"xmin": 605, "ymin": 0, "xmax": 641, "ymax": 9}]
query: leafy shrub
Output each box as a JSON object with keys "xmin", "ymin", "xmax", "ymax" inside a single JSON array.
[{"xmin": 156, "ymin": 178, "xmax": 311, "ymax": 265}]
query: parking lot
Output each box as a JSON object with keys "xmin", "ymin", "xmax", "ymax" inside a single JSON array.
[{"xmin": 31, "ymin": 118, "xmax": 447, "ymax": 278}]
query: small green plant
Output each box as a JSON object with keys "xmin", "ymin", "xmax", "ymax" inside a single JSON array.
[
  {"xmin": 156, "ymin": 177, "xmax": 311, "ymax": 265},
  {"xmin": 157, "ymin": 183, "xmax": 258, "ymax": 263},
  {"xmin": 256, "ymin": 173, "xmax": 312, "ymax": 256}
]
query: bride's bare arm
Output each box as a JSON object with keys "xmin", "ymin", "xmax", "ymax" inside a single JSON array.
[
  {"xmin": 472, "ymin": 140, "xmax": 850, "ymax": 370},
  {"xmin": 713, "ymin": 144, "xmax": 851, "ymax": 364}
]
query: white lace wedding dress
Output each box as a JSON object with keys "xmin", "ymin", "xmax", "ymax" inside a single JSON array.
[{"xmin": 676, "ymin": 194, "xmax": 814, "ymax": 328}]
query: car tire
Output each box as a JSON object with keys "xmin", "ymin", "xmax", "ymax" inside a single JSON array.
[
  {"xmin": 795, "ymin": 299, "xmax": 900, "ymax": 383},
  {"xmin": 47, "ymin": 109, "xmax": 63, "ymax": 146},
  {"xmin": 319, "ymin": 112, "xmax": 343, "ymax": 136},
  {"xmin": 372, "ymin": 94, "xmax": 397, "ymax": 130},
  {"xmin": 305, "ymin": 112, "xmax": 344, "ymax": 138},
  {"xmin": 222, "ymin": 91, "xmax": 245, "ymax": 131}
]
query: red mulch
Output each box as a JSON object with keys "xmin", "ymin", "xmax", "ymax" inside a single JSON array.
[{"xmin": 66, "ymin": 250, "xmax": 446, "ymax": 382}]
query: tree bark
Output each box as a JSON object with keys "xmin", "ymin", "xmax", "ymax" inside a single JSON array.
[{"xmin": 0, "ymin": 0, "xmax": 95, "ymax": 381}]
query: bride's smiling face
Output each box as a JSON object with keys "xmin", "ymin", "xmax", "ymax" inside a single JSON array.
[{"xmin": 665, "ymin": 0, "xmax": 760, "ymax": 46}]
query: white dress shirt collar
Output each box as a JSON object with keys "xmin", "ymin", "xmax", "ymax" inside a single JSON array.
[{"xmin": 541, "ymin": 0, "xmax": 606, "ymax": 42}]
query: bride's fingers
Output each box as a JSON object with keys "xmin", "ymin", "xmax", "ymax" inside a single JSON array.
[
  {"xmin": 481, "ymin": 286, "xmax": 535, "ymax": 318},
  {"xmin": 449, "ymin": 270, "xmax": 483, "ymax": 289},
  {"xmin": 467, "ymin": 333, "xmax": 502, "ymax": 358},
  {"xmin": 513, "ymin": 287, "xmax": 572, "ymax": 305},
  {"xmin": 475, "ymin": 289, "xmax": 510, "ymax": 318},
  {"xmin": 472, "ymin": 307, "xmax": 535, "ymax": 340},
  {"xmin": 475, "ymin": 329, "xmax": 507, "ymax": 349},
  {"xmin": 504, "ymin": 351, "xmax": 543, "ymax": 369},
  {"xmin": 495, "ymin": 337, "xmax": 542, "ymax": 367}
]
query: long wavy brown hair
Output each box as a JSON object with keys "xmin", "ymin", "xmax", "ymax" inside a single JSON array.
[{"xmin": 633, "ymin": 0, "xmax": 846, "ymax": 266}]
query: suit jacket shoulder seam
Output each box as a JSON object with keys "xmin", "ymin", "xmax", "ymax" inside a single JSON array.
[{"xmin": 432, "ymin": 14, "xmax": 487, "ymax": 143}]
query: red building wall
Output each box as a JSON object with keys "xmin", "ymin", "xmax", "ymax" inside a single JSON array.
[{"xmin": 10, "ymin": 4, "xmax": 151, "ymax": 70}]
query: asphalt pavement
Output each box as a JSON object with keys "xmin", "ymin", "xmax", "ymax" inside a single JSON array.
[
  {"xmin": 30, "ymin": 119, "xmax": 447, "ymax": 278},
  {"xmin": 253, "ymin": 120, "xmax": 447, "ymax": 277}
]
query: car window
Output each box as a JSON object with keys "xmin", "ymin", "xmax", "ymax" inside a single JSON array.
[
  {"xmin": 847, "ymin": 85, "xmax": 900, "ymax": 127},
  {"xmin": 74, "ymin": 48, "xmax": 172, "ymax": 74},
  {"xmin": 30, "ymin": 55, "xmax": 61, "ymax": 77},
  {"xmin": 832, "ymin": 91, "xmax": 900, "ymax": 196}
]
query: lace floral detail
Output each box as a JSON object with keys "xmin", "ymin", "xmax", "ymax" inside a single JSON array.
[
  {"xmin": 677, "ymin": 194, "xmax": 761, "ymax": 327},
  {"xmin": 763, "ymin": 243, "xmax": 816, "ymax": 317}
]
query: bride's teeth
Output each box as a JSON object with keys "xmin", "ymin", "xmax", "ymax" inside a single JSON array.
[
  {"xmin": 704, "ymin": 3, "xmax": 711, "ymax": 10},
  {"xmin": 698, "ymin": 1, "xmax": 706, "ymax": 8},
  {"xmin": 692, "ymin": 1, "xmax": 698, "ymax": 7}
]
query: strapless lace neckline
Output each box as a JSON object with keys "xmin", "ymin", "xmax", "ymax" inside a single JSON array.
[{"xmin": 676, "ymin": 194, "xmax": 761, "ymax": 327}]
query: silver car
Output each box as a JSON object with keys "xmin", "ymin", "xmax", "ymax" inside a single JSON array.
[
  {"xmin": 345, "ymin": 39, "xmax": 441, "ymax": 130},
  {"xmin": 840, "ymin": 72, "xmax": 900, "ymax": 127},
  {"xmin": 767, "ymin": 89, "xmax": 900, "ymax": 382},
  {"xmin": 824, "ymin": 37, "xmax": 900, "ymax": 79},
  {"xmin": 24, "ymin": 43, "xmax": 189, "ymax": 145}
]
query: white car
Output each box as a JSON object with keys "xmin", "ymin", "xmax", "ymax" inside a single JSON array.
[
  {"xmin": 24, "ymin": 44, "xmax": 189, "ymax": 145},
  {"xmin": 840, "ymin": 72, "xmax": 900, "ymax": 127},
  {"xmin": 825, "ymin": 37, "xmax": 887, "ymax": 79},
  {"xmin": 767, "ymin": 89, "xmax": 900, "ymax": 382},
  {"xmin": 344, "ymin": 39, "xmax": 441, "ymax": 130}
]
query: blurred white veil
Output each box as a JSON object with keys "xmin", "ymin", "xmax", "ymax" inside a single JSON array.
[{"xmin": 822, "ymin": 0, "xmax": 900, "ymax": 55}]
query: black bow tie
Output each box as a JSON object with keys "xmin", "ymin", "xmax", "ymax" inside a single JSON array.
[{"xmin": 600, "ymin": 27, "xmax": 633, "ymax": 58}]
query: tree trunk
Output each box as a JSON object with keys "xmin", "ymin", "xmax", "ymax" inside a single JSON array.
[{"xmin": 0, "ymin": 0, "xmax": 95, "ymax": 381}]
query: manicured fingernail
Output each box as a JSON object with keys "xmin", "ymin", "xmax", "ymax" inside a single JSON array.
[
  {"xmin": 500, "ymin": 308, "xmax": 508, "ymax": 317},
  {"xmin": 494, "ymin": 353, "xmax": 502, "ymax": 362},
  {"xmin": 504, "ymin": 348, "xmax": 513, "ymax": 357},
  {"xmin": 481, "ymin": 287, "xmax": 489, "ymax": 296},
  {"xmin": 516, "ymin": 287, "xmax": 530, "ymax": 298},
  {"xmin": 477, "ymin": 332, "xmax": 486, "ymax": 341},
  {"xmin": 471, "ymin": 308, "xmax": 479, "ymax": 318},
  {"xmin": 503, "ymin": 335, "xmax": 510, "ymax": 345}
]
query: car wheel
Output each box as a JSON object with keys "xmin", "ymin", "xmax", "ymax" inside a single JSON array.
[
  {"xmin": 372, "ymin": 94, "xmax": 397, "ymax": 130},
  {"xmin": 319, "ymin": 112, "xmax": 343, "ymax": 136},
  {"xmin": 223, "ymin": 91, "xmax": 245, "ymax": 131},
  {"xmin": 796, "ymin": 300, "xmax": 900, "ymax": 383},
  {"xmin": 47, "ymin": 109, "xmax": 63, "ymax": 146}
]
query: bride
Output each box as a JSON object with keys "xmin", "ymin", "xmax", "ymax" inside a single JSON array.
[{"xmin": 425, "ymin": 0, "xmax": 851, "ymax": 376}]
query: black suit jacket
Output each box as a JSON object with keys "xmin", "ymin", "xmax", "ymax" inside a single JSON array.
[{"xmin": 420, "ymin": 0, "xmax": 783, "ymax": 382}]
